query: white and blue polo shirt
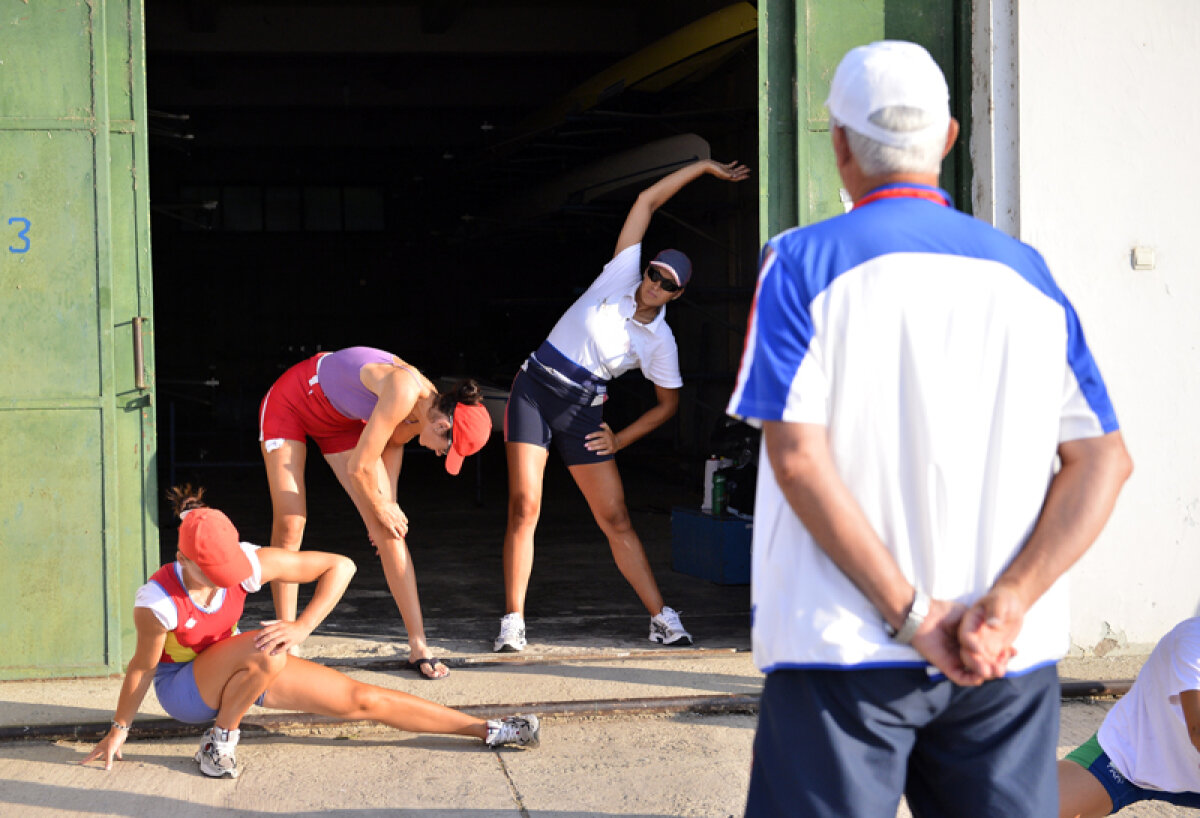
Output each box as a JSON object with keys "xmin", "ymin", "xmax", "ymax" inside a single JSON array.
[{"xmin": 727, "ymin": 183, "xmax": 1118, "ymax": 674}]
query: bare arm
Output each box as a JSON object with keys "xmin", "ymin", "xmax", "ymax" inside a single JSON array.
[
  {"xmin": 254, "ymin": 547, "xmax": 358, "ymax": 655},
  {"xmin": 613, "ymin": 159, "xmax": 750, "ymax": 257},
  {"xmin": 959, "ymin": 431, "xmax": 1132, "ymax": 677},
  {"xmin": 585, "ymin": 385, "xmax": 679, "ymax": 456},
  {"xmin": 380, "ymin": 440, "xmax": 404, "ymax": 502},
  {"xmin": 346, "ymin": 369, "xmax": 422, "ymax": 539},
  {"xmin": 762, "ymin": 420, "xmax": 986, "ymax": 685},
  {"xmin": 1180, "ymin": 689, "xmax": 1200, "ymax": 756},
  {"xmin": 80, "ymin": 607, "xmax": 168, "ymax": 769}
]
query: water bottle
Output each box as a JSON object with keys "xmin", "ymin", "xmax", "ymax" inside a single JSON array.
[
  {"xmin": 711, "ymin": 472, "xmax": 727, "ymax": 517},
  {"xmin": 702, "ymin": 455, "xmax": 721, "ymax": 511}
]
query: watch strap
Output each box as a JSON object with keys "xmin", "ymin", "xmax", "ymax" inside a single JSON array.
[{"xmin": 887, "ymin": 589, "xmax": 930, "ymax": 645}]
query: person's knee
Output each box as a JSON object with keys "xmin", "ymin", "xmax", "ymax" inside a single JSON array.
[
  {"xmin": 346, "ymin": 681, "xmax": 384, "ymax": 718},
  {"xmin": 595, "ymin": 504, "xmax": 633, "ymax": 536},
  {"xmin": 507, "ymin": 492, "xmax": 541, "ymax": 528},
  {"xmin": 271, "ymin": 516, "xmax": 306, "ymax": 550},
  {"xmin": 245, "ymin": 646, "xmax": 288, "ymax": 678}
]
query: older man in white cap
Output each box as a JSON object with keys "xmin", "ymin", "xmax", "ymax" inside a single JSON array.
[{"xmin": 728, "ymin": 40, "xmax": 1132, "ymax": 817}]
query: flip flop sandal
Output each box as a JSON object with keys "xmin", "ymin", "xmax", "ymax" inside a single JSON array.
[{"xmin": 405, "ymin": 657, "xmax": 448, "ymax": 680}]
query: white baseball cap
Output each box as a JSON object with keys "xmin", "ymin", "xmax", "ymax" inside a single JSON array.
[{"xmin": 825, "ymin": 40, "xmax": 950, "ymax": 149}]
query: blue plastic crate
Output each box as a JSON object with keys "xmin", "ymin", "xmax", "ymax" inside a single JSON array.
[{"xmin": 670, "ymin": 506, "xmax": 752, "ymax": 585}]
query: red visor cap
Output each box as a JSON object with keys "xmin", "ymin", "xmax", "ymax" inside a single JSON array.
[{"xmin": 445, "ymin": 402, "xmax": 493, "ymax": 475}]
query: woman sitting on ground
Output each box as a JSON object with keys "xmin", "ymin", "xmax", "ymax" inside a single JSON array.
[
  {"xmin": 81, "ymin": 486, "xmax": 539, "ymax": 780},
  {"xmin": 1059, "ymin": 616, "xmax": 1200, "ymax": 817}
]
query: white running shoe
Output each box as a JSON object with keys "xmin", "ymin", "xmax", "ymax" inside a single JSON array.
[
  {"xmin": 494, "ymin": 612, "xmax": 527, "ymax": 652},
  {"xmin": 649, "ymin": 605, "xmax": 693, "ymax": 646},
  {"xmin": 485, "ymin": 715, "xmax": 541, "ymax": 748},
  {"xmin": 195, "ymin": 726, "xmax": 239, "ymax": 779}
]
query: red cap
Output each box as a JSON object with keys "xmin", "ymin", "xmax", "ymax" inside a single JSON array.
[
  {"xmin": 178, "ymin": 507, "xmax": 252, "ymax": 588},
  {"xmin": 445, "ymin": 402, "xmax": 492, "ymax": 475}
]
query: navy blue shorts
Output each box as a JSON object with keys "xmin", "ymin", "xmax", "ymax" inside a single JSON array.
[
  {"xmin": 1066, "ymin": 733, "xmax": 1200, "ymax": 812},
  {"xmin": 504, "ymin": 342, "xmax": 611, "ymax": 468},
  {"xmin": 745, "ymin": 664, "xmax": 1060, "ymax": 818}
]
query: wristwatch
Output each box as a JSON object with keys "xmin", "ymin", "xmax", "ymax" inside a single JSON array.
[{"xmin": 885, "ymin": 589, "xmax": 930, "ymax": 645}]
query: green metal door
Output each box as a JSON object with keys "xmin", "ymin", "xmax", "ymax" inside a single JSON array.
[
  {"xmin": 1, "ymin": 0, "xmax": 157, "ymax": 678},
  {"xmin": 759, "ymin": 0, "xmax": 971, "ymax": 240}
]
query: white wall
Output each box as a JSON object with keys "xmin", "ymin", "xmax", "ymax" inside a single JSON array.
[{"xmin": 976, "ymin": 1, "xmax": 1200, "ymax": 654}]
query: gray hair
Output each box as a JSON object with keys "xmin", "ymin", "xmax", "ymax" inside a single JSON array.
[{"xmin": 837, "ymin": 106, "xmax": 946, "ymax": 175}]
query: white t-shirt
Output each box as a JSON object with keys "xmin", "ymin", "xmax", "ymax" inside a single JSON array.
[
  {"xmin": 134, "ymin": 543, "xmax": 263, "ymax": 630},
  {"xmin": 1099, "ymin": 618, "xmax": 1200, "ymax": 794},
  {"xmin": 545, "ymin": 243, "xmax": 683, "ymax": 388}
]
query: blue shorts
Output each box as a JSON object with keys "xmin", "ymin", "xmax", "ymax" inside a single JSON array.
[
  {"xmin": 746, "ymin": 664, "xmax": 1060, "ymax": 818},
  {"xmin": 504, "ymin": 342, "xmax": 611, "ymax": 468},
  {"xmin": 1066, "ymin": 733, "xmax": 1200, "ymax": 812},
  {"xmin": 154, "ymin": 661, "xmax": 266, "ymax": 724}
]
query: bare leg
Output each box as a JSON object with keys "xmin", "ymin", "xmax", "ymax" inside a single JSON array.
[
  {"xmin": 324, "ymin": 450, "xmax": 446, "ymax": 678},
  {"xmin": 1057, "ymin": 759, "xmax": 1114, "ymax": 818},
  {"xmin": 568, "ymin": 459, "xmax": 664, "ymax": 616},
  {"xmin": 503, "ymin": 442, "xmax": 550, "ymax": 616},
  {"xmin": 192, "ymin": 632, "xmax": 289, "ymax": 730},
  {"xmin": 261, "ymin": 439, "xmax": 309, "ymax": 623},
  {"xmin": 262, "ymin": 655, "xmax": 486, "ymax": 739}
]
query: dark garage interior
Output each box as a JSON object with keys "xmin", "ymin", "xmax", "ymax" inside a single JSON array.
[{"xmin": 144, "ymin": 1, "xmax": 762, "ymax": 594}]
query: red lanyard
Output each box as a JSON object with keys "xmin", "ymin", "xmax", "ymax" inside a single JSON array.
[{"xmin": 853, "ymin": 187, "xmax": 949, "ymax": 209}]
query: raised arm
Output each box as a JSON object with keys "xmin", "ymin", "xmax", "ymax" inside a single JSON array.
[
  {"xmin": 80, "ymin": 607, "xmax": 168, "ymax": 769},
  {"xmin": 254, "ymin": 547, "xmax": 358, "ymax": 655},
  {"xmin": 959, "ymin": 431, "xmax": 1132, "ymax": 677},
  {"xmin": 762, "ymin": 420, "xmax": 987, "ymax": 685},
  {"xmin": 613, "ymin": 159, "xmax": 750, "ymax": 258}
]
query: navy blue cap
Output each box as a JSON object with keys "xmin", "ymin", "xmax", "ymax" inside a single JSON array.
[{"xmin": 649, "ymin": 249, "xmax": 692, "ymax": 288}]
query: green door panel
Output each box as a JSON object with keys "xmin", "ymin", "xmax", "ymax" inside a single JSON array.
[
  {"xmin": 0, "ymin": 2, "xmax": 93, "ymax": 119},
  {"xmin": 0, "ymin": 0, "xmax": 157, "ymax": 679},
  {"xmin": 0, "ymin": 132, "xmax": 101, "ymax": 398},
  {"xmin": 759, "ymin": 0, "xmax": 971, "ymax": 239},
  {"xmin": 0, "ymin": 412, "xmax": 109, "ymax": 674}
]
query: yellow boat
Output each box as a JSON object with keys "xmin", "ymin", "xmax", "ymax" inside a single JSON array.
[{"xmin": 510, "ymin": 3, "xmax": 757, "ymax": 143}]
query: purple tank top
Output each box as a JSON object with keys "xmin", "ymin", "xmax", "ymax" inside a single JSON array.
[{"xmin": 318, "ymin": 347, "xmax": 398, "ymax": 420}]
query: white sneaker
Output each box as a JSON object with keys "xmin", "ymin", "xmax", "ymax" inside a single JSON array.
[
  {"xmin": 195, "ymin": 726, "xmax": 239, "ymax": 778},
  {"xmin": 485, "ymin": 715, "xmax": 541, "ymax": 748},
  {"xmin": 649, "ymin": 606, "xmax": 693, "ymax": 646},
  {"xmin": 494, "ymin": 612, "xmax": 527, "ymax": 652}
]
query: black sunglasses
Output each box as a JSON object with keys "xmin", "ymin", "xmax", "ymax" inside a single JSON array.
[{"xmin": 645, "ymin": 266, "xmax": 682, "ymax": 293}]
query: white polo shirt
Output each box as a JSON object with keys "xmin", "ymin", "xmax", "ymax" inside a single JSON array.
[
  {"xmin": 727, "ymin": 185, "xmax": 1118, "ymax": 675},
  {"xmin": 546, "ymin": 243, "xmax": 682, "ymax": 388}
]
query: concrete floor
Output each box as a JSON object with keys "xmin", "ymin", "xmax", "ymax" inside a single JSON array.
[
  {"xmin": 6, "ymin": 442, "xmax": 1188, "ymax": 816},
  {"xmin": 170, "ymin": 438, "xmax": 753, "ymax": 658}
]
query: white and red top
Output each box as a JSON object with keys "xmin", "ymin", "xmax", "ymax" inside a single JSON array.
[{"xmin": 135, "ymin": 543, "xmax": 263, "ymax": 664}]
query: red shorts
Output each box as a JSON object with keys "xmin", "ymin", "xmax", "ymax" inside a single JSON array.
[{"xmin": 258, "ymin": 353, "xmax": 366, "ymax": 455}]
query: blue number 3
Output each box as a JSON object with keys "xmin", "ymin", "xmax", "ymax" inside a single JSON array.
[{"xmin": 9, "ymin": 217, "xmax": 30, "ymax": 253}]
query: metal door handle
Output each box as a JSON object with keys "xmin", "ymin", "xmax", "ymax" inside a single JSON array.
[{"xmin": 133, "ymin": 316, "xmax": 146, "ymax": 389}]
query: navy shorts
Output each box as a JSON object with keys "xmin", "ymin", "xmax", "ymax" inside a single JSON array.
[
  {"xmin": 1066, "ymin": 733, "xmax": 1200, "ymax": 812},
  {"xmin": 504, "ymin": 342, "xmax": 611, "ymax": 468},
  {"xmin": 154, "ymin": 661, "xmax": 267, "ymax": 724},
  {"xmin": 745, "ymin": 664, "xmax": 1060, "ymax": 818}
]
